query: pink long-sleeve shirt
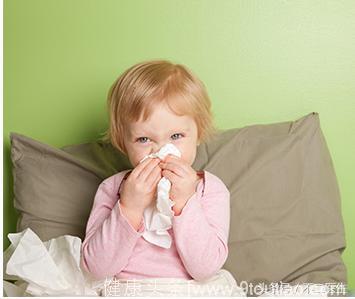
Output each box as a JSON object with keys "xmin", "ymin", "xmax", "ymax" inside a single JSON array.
[{"xmin": 80, "ymin": 169, "xmax": 230, "ymax": 282}]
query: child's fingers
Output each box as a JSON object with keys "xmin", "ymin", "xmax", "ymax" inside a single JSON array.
[
  {"xmin": 163, "ymin": 156, "xmax": 190, "ymax": 173},
  {"xmin": 133, "ymin": 157, "xmax": 155, "ymax": 177},
  {"xmin": 162, "ymin": 169, "xmax": 175, "ymax": 182},
  {"xmin": 147, "ymin": 166, "xmax": 162, "ymax": 186},
  {"xmin": 138, "ymin": 158, "xmax": 160, "ymax": 182},
  {"xmin": 160, "ymin": 161, "xmax": 185, "ymax": 177},
  {"xmin": 131, "ymin": 157, "xmax": 154, "ymax": 178}
]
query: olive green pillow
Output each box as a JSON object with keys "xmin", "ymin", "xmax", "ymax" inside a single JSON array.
[{"xmin": 9, "ymin": 112, "xmax": 347, "ymax": 294}]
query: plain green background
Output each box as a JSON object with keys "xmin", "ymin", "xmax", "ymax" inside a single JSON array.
[{"xmin": 4, "ymin": 0, "xmax": 355, "ymax": 289}]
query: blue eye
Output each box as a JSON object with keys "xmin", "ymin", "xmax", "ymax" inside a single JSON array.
[
  {"xmin": 171, "ymin": 133, "xmax": 183, "ymax": 140},
  {"xmin": 137, "ymin": 137, "xmax": 150, "ymax": 143}
]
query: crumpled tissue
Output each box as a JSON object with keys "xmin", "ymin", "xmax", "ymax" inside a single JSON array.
[
  {"xmin": 140, "ymin": 143, "xmax": 181, "ymax": 249},
  {"xmin": 3, "ymin": 227, "xmax": 108, "ymax": 296}
]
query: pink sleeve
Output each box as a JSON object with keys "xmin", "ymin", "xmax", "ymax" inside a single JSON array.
[
  {"xmin": 80, "ymin": 174, "xmax": 145, "ymax": 280},
  {"xmin": 172, "ymin": 177, "xmax": 230, "ymax": 281}
]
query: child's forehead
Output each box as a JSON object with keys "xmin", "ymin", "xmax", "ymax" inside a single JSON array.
[
  {"xmin": 127, "ymin": 108, "xmax": 193, "ymax": 127},
  {"xmin": 123, "ymin": 102, "xmax": 197, "ymax": 135}
]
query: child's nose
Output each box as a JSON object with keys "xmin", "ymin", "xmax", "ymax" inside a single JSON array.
[
  {"xmin": 152, "ymin": 143, "xmax": 167, "ymax": 155},
  {"xmin": 152, "ymin": 145, "xmax": 161, "ymax": 154}
]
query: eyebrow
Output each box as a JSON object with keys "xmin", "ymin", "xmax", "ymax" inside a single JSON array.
[{"xmin": 132, "ymin": 128, "xmax": 190, "ymax": 137}]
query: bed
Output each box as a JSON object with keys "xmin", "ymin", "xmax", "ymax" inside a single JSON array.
[{"xmin": 3, "ymin": 112, "xmax": 349, "ymax": 296}]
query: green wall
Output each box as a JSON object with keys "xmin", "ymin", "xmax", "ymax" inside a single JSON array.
[{"xmin": 4, "ymin": 0, "xmax": 355, "ymax": 289}]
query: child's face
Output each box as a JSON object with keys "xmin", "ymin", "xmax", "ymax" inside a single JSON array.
[{"xmin": 123, "ymin": 103, "xmax": 199, "ymax": 168}]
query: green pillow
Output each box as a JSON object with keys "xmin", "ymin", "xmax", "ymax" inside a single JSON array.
[{"xmin": 9, "ymin": 112, "xmax": 347, "ymax": 295}]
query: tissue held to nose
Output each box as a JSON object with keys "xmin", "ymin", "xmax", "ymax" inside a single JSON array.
[
  {"xmin": 140, "ymin": 143, "xmax": 181, "ymax": 249},
  {"xmin": 139, "ymin": 143, "xmax": 181, "ymax": 164}
]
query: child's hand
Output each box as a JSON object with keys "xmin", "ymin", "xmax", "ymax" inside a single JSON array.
[
  {"xmin": 159, "ymin": 155, "xmax": 200, "ymax": 214},
  {"xmin": 120, "ymin": 157, "xmax": 162, "ymax": 214}
]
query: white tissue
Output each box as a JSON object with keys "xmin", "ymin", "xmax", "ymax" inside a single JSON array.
[
  {"xmin": 140, "ymin": 143, "xmax": 181, "ymax": 249},
  {"xmin": 3, "ymin": 228, "xmax": 107, "ymax": 296}
]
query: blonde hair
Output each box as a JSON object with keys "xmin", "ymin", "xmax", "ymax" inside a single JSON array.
[{"xmin": 100, "ymin": 59, "xmax": 217, "ymax": 155}]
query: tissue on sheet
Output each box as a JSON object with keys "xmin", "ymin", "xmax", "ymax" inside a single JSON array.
[
  {"xmin": 3, "ymin": 227, "xmax": 107, "ymax": 296},
  {"xmin": 3, "ymin": 228, "xmax": 330, "ymax": 297},
  {"xmin": 3, "ymin": 228, "xmax": 246, "ymax": 297},
  {"xmin": 140, "ymin": 143, "xmax": 182, "ymax": 249}
]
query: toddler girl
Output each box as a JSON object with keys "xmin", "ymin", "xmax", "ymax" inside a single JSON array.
[{"xmin": 80, "ymin": 59, "xmax": 231, "ymax": 284}]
